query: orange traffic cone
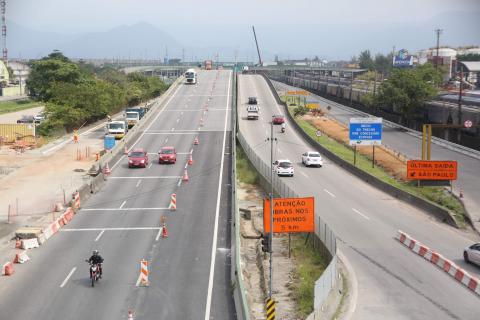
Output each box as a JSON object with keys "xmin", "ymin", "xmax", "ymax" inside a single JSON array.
[
  {"xmin": 103, "ymin": 162, "xmax": 111, "ymax": 175},
  {"xmin": 124, "ymin": 146, "xmax": 129, "ymax": 155},
  {"xmin": 183, "ymin": 169, "xmax": 189, "ymax": 182},
  {"xmin": 188, "ymin": 153, "xmax": 193, "ymax": 165},
  {"xmin": 128, "ymin": 310, "xmax": 134, "ymax": 320},
  {"xmin": 194, "ymin": 137, "xmax": 199, "ymax": 145},
  {"xmin": 162, "ymin": 222, "xmax": 168, "ymax": 238},
  {"xmin": 15, "ymin": 238, "xmax": 21, "ymax": 249}
]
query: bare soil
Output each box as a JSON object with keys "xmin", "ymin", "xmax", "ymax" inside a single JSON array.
[
  {"xmin": 303, "ymin": 114, "xmax": 407, "ymax": 180},
  {"xmin": 238, "ymin": 182, "xmax": 299, "ymax": 319}
]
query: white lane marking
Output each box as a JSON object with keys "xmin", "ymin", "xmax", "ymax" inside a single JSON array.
[
  {"xmin": 352, "ymin": 208, "xmax": 370, "ymax": 220},
  {"xmin": 155, "ymin": 227, "xmax": 163, "ymax": 241},
  {"xmin": 109, "ymin": 176, "xmax": 181, "ymax": 179},
  {"xmin": 164, "ymin": 138, "xmax": 169, "ymax": 143},
  {"xmin": 94, "ymin": 230, "xmax": 105, "ymax": 242},
  {"xmin": 205, "ymin": 70, "xmax": 231, "ymax": 320},
  {"xmin": 171, "ymin": 127, "xmax": 175, "ymax": 132},
  {"xmin": 119, "ymin": 200, "xmax": 127, "ymax": 209},
  {"xmin": 80, "ymin": 207, "xmax": 169, "ymax": 212},
  {"xmin": 177, "ymin": 179, "xmax": 182, "ymax": 187},
  {"xmin": 135, "ymin": 180, "xmax": 142, "ymax": 188},
  {"xmin": 62, "ymin": 227, "xmax": 163, "ymax": 231},
  {"xmin": 300, "ymin": 171, "xmax": 308, "ymax": 178},
  {"xmin": 60, "ymin": 267, "xmax": 77, "ymax": 288},
  {"xmin": 176, "ymin": 118, "xmax": 180, "ymax": 123},
  {"xmin": 147, "ymin": 163, "xmax": 153, "ymax": 169},
  {"xmin": 324, "ymin": 189, "xmax": 336, "ymax": 198},
  {"xmin": 111, "ymin": 84, "xmax": 182, "ymax": 170},
  {"xmin": 180, "ymin": 111, "xmax": 184, "ymax": 115}
]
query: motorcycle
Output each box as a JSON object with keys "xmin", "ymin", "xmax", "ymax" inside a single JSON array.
[
  {"xmin": 281, "ymin": 126, "xmax": 286, "ymax": 133},
  {"xmin": 86, "ymin": 260, "xmax": 101, "ymax": 287}
]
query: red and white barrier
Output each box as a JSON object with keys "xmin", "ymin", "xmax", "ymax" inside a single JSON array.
[
  {"xmin": 396, "ymin": 230, "xmax": 480, "ymax": 296},
  {"xmin": 73, "ymin": 192, "xmax": 81, "ymax": 209},
  {"xmin": 14, "ymin": 251, "xmax": 30, "ymax": 264},
  {"xmin": 21, "ymin": 238, "xmax": 39, "ymax": 250}
]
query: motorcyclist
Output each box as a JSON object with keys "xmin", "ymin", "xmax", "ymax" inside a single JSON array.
[
  {"xmin": 281, "ymin": 122, "xmax": 286, "ymax": 133},
  {"xmin": 88, "ymin": 250, "xmax": 104, "ymax": 278},
  {"xmin": 106, "ymin": 115, "xmax": 112, "ymax": 122}
]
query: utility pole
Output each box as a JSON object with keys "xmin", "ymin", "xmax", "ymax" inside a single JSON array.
[
  {"xmin": 457, "ymin": 67, "xmax": 463, "ymax": 143},
  {"xmin": 435, "ymin": 28, "xmax": 443, "ymax": 71},
  {"xmin": 268, "ymin": 117, "xmax": 276, "ymax": 298}
]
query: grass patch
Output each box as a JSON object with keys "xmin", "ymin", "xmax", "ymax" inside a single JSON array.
[
  {"xmin": 236, "ymin": 142, "xmax": 259, "ymax": 185},
  {"xmin": 288, "ymin": 106, "xmax": 467, "ymax": 227},
  {"xmin": 291, "ymin": 234, "xmax": 328, "ymax": 318},
  {"xmin": 0, "ymin": 99, "xmax": 42, "ymax": 115}
]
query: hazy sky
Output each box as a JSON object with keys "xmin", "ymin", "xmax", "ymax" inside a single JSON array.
[{"xmin": 9, "ymin": 0, "xmax": 480, "ymax": 60}]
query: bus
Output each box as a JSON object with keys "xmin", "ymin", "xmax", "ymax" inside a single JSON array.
[{"xmin": 185, "ymin": 69, "xmax": 197, "ymax": 84}]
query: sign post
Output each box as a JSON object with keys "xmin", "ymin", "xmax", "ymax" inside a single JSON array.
[{"xmin": 349, "ymin": 117, "xmax": 383, "ymax": 167}]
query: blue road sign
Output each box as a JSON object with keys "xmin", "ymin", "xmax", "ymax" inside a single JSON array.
[{"xmin": 349, "ymin": 118, "xmax": 382, "ymax": 146}]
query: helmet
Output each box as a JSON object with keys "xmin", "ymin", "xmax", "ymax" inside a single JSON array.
[{"xmin": 92, "ymin": 250, "xmax": 99, "ymax": 256}]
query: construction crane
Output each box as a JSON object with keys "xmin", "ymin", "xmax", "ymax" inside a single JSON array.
[{"xmin": 252, "ymin": 26, "xmax": 262, "ymax": 66}]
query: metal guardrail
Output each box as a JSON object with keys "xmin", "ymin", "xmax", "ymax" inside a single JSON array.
[{"xmin": 231, "ymin": 72, "xmax": 250, "ymax": 320}]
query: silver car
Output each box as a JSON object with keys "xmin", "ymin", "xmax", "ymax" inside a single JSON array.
[{"xmin": 464, "ymin": 243, "xmax": 480, "ymax": 266}]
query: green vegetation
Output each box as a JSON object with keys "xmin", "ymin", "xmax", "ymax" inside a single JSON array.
[
  {"xmin": 456, "ymin": 53, "xmax": 480, "ymax": 61},
  {"xmin": 362, "ymin": 63, "xmax": 441, "ymax": 125},
  {"xmin": 289, "ymin": 106, "xmax": 467, "ymax": 227},
  {"xmin": 236, "ymin": 143, "xmax": 259, "ymax": 185},
  {"xmin": 291, "ymin": 234, "xmax": 328, "ymax": 318},
  {"xmin": 355, "ymin": 50, "xmax": 393, "ymax": 74},
  {"xmin": 27, "ymin": 51, "xmax": 168, "ymax": 135},
  {"xmin": 0, "ymin": 99, "xmax": 42, "ymax": 114}
]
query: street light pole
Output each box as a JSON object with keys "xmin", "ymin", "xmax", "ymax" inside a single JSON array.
[{"xmin": 269, "ymin": 116, "xmax": 275, "ymax": 298}]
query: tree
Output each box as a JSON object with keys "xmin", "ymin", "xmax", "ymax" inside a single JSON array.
[
  {"xmin": 456, "ymin": 53, "xmax": 480, "ymax": 61},
  {"xmin": 374, "ymin": 53, "xmax": 392, "ymax": 75},
  {"xmin": 364, "ymin": 63, "xmax": 441, "ymax": 125},
  {"xmin": 358, "ymin": 50, "xmax": 375, "ymax": 70},
  {"xmin": 26, "ymin": 51, "xmax": 82, "ymax": 101}
]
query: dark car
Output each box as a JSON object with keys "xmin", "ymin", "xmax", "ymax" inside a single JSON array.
[
  {"xmin": 17, "ymin": 115, "xmax": 35, "ymax": 124},
  {"xmin": 248, "ymin": 97, "xmax": 258, "ymax": 105},
  {"xmin": 158, "ymin": 146, "xmax": 177, "ymax": 164},
  {"xmin": 272, "ymin": 115, "xmax": 285, "ymax": 125},
  {"xmin": 128, "ymin": 148, "xmax": 149, "ymax": 168}
]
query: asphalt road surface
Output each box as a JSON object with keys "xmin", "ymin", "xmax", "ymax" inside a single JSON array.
[
  {"xmin": 0, "ymin": 70, "xmax": 235, "ymax": 320},
  {"xmin": 272, "ymin": 79, "xmax": 480, "ymax": 225},
  {"xmin": 239, "ymin": 74, "xmax": 480, "ymax": 320}
]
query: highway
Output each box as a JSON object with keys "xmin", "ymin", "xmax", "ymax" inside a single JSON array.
[
  {"xmin": 238, "ymin": 74, "xmax": 480, "ymax": 320},
  {"xmin": 271, "ymin": 80, "xmax": 480, "ymax": 230},
  {"xmin": 0, "ymin": 70, "xmax": 235, "ymax": 319}
]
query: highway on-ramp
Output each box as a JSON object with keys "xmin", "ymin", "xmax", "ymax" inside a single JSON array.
[
  {"xmin": 238, "ymin": 74, "xmax": 480, "ymax": 320},
  {"xmin": 0, "ymin": 70, "xmax": 235, "ymax": 319}
]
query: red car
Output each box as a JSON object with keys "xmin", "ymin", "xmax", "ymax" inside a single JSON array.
[
  {"xmin": 158, "ymin": 146, "xmax": 177, "ymax": 164},
  {"xmin": 128, "ymin": 148, "xmax": 149, "ymax": 168},
  {"xmin": 272, "ymin": 115, "xmax": 285, "ymax": 125}
]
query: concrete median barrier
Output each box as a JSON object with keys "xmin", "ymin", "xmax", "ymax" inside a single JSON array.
[{"xmin": 396, "ymin": 230, "xmax": 480, "ymax": 296}]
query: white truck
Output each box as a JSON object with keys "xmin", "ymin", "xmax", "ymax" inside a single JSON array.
[
  {"xmin": 125, "ymin": 111, "xmax": 140, "ymax": 128},
  {"xmin": 247, "ymin": 104, "xmax": 259, "ymax": 120},
  {"xmin": 106, "ymin": 120, "xmax": 127, "ymax": 140}
]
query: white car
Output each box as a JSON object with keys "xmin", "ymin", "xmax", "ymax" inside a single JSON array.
[
  {"xmin": 302, "ymin": 151, "xmax": 323, "ymax": 167},
  {"xmin": 274, "ymin": 159, "xmax": 294, "ymax": 177},
  {"xmin": 464, "ymin": 243, "xmax": 480, "ymax": 266}
]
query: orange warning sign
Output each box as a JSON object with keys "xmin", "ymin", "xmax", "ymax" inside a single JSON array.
[
  {"xmin": 286, "ymin": 90, "xmax": 310, "ymax": 96},
  {"xmin": 263, "ymin": 197, "xmax": 315, "ymax": 233},
  {"xmin": 406, "ymin": 160, "xmax": 458, "ymax": 181}
]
